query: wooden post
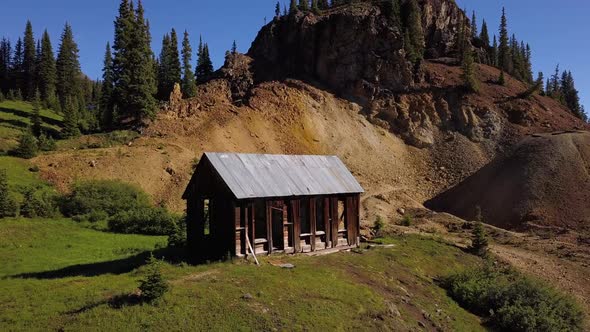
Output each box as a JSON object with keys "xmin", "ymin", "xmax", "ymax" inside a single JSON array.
[
  {"xmin": 291, "ymin": 200, "xmax": 301, "ymax": 252},
  {"xmin": 266, "ymin": 201, "xmax": 273, "ymax": 254},
  {"xmin": 346, "ymin": 196, "xmax": 354, "ymax": 246},
  {"xmin": 234, "ymin": 203, "xmax": 242, "ymax": 256},
  {"xmin": 282, "ymin": 202, "xmax": 289, "ymax": 250},
  {"xmin": 323, "ymin": 197, "xmax": 330, "ymax": 247},
  {"xmin": 250, "ymin": 204, "xmax": 255, "ymax": 248},
  {"xmin": 330, "ymin": 197, "xmax": 339, "ymax": 247},
  {"xmin": 310, "ymin": 198, "xmax": 316, "ymax": 252},
  {"xmin": 243, "ymin": 205, "xmax": 249, "ymax": 256}
]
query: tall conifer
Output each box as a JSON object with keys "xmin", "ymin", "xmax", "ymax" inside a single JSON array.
[
  {"xmin": 23, "ymin": 21, "xmax": 36, "ymax": 100},
  {"xmin": 498, "ymin": 7, "xmax": 511, "ymax": 73},
  {"xmin": 181, "ymin": 30, "xmax": 197, "ymax": 98},
  {"xmin": 0, "ymin": 38, "xmax": 11, "ymax": 94},
  {"xmin": 37, "ymin": 30, "xmax": 57, "ymax": 103},
  {"xmin": 56, "ymin": 23, "xmax": 81, "ymax": 108},
  {"xmin": 12, "ymin": 38, "xmax": 24, "ymax": 96},
  {"xmin": 100, "ymin": 42, "xmax": 115, "ymax": 128}
]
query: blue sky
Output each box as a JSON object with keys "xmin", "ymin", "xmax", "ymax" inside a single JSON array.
[{"xmin": 1, "ymin": 0, "xmax": 588, "ymax": 112}]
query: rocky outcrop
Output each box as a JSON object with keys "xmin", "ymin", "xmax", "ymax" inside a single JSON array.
[{"xmin": 248, "ymin": 1, "xmax": 468, "ymax": 97}]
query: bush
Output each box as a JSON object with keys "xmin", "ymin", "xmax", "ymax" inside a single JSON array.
[
  {"xmin": 12, "ymin": 131, "xmax": 38, "ymax": 159},
  {"xmin": 167, "ymin": 216, "xmax": 187, "ymax": 248},
  {"xmin": 444, "ymin": 264, "xmax": 584, "ymax": 332},
  {"xmin": 401, "ymin": 215, "xmax": 412, "ymax": 226},
  {"xmin": 20, "ymin": 187, "xmax": 61, "ymax": 218},
  {"xmin": 62, "ymin": 180, "xmax": 151, "ymax": 218},
  {"xmin": 139, "ymin": 254, "xmax": 169, "ymax": 304},
  {"xmin": 38, "ymin": 134, "xmax": 57, "ymax": 151},
  {"xmin": 108, "ymin": 207, "xmax": 179, "ymax": 235},
  {"xmin": 372, "ymin": 215, "xmax": 385, "ymax": 237}
]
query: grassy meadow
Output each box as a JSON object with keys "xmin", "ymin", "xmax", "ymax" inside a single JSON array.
[{"xmin": 0, "ymin": 218, "xmax": 485, "ymax": 331}]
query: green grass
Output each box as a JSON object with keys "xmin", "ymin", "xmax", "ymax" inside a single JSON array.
[
  {"xmin": 0, "ymin": 156, "xmax": 54, "ymax": 202},
  {"xmin": 0, "ymin": 100, "xmax": 63, "ymax": 151},
  {"xmin": 0, "ymin": 219, "xmax": 485, "ymax": 331}
]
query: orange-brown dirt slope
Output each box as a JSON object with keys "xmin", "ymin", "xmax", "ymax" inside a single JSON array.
[{"xmin": 426, "ymin": 131, "xmax": 590, "ymax": 231}]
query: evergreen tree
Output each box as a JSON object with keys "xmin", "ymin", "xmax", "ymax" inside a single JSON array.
[
  {"xmin": 548, "ymin": 64, "xmax": 560, "ymax": 98},
  {"xmin": 289, "ymin": 0, "xmax": 298, "ymax": 14},
  {"xmin": 404, "ymin": 0, "xmax": 424, "ymax": 64},
  {"xmin": 470, "ymin": 11, "xmax": 477, "ymax": 38},
  {"xmin": 112, "ymin": 0, "xmax": 157, "ymax": 124},
  {"xmin": 232, "ymin": 40, "xmax": 237, "ymax": 54},
  {"xmin": 479, "ymin": 20, "xmax": 489, "ymax": 47},
  {"xmin": 157, "ymin": 28, "xmax": 181, "ymax": 100},
  {"xmin": 275, "ymin": 2, "xmax": 281, "ymax": 18},
  {"xmin": 56, "ymin": 23, "xmax": 81, "ymax": 108},
  {"xmin": 169, "ymin": 28, "xmax": 181, "ymax": 86},
  {"xmin": 13, "ymin": 130, "xmax": 38, "ymax": 159},
  {"xmin": 139, "ymin": 254, "xmax": 169, "ymax": 303},
  {"xmin": 538, "ymin": 72, "xmax": 545, "ymax": 95},
  {"xmin": 100, "ymin": 42, "xmax": 115, "ymax": 128},
  {"xmin": 524, "ymin": 43, "xmax": 533, "ymax": 83},
  {"xmin": 319, "ymin": 0, "xmax": 329, "ymax": 10},
  {"xmin": 498, "ymin": 70, "xmax": 505, "ymax": 86},
  {"xmin": 0, "ymin": 38, "xmax": 11, "ymax": 94},
  {"xmin": 299, "ymin": 0, "xmax": 309, "ymax": 11},
  {"xmin": 561, "ymin": 71, "xmax": 583, "ymax": 119},
  {"xmin": 470, "ymin": 209, "xmax": 488, "ymax": 257},
  {"xmin": 23, "ymin": 21, "xmax": 36, "ymax": 100},
  {"xmin": 0, "ymin": 169, "xmax": 17, "ymax": 218},
  {"xmin": 12, "ymin": 38, "xmax": 24, "ymax": 94},
  {"xmin": 37, "ymin": 30, "xmax": 57, "ymax": 103},
  {"xmin": 491, "ymin": 35, "xmax": 498, "ymax": 67},
  {"xmin": 195, "ymin": 37, "xmax": 213, "ymax": 84},
  {"xmin": 20, "ymin": 188, "xmax": 41, "ymax": 218},
  {"xmin": 498, "ymin": 7, "xmax": 511, "ymax": 73},
  {"xmin": 383, "ymin": 0, "xmax": 402, "ymax": 29},
  {"xmin": 181, "ymin": 30, "xmax": 197, "ymax": 98},
  {"xmin": 61, "ymin": 96, "xmax": 80, "ymax": 138},
  {"xmin": 461, "ymin": 35, "xmax": 479, "ymax": 93},
  {"xmin": 31, "ymin": 89, "xmax": 42, "ymax": 137},
  {"xmin": 311, "ymin": 0, "xmax": 319, "ymax": 14}
]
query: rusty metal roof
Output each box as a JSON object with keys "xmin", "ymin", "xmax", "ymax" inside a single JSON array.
[{"xmin": 203, "ymin": 152, "xmax": 364, "ymax": 199}]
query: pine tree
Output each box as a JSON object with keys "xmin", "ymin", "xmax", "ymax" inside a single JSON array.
[
  {"xmin": 31, "ymin": 89, "xmax": 42, "ymax": 137},
  {"xmin": 0, "ymin": 38, "xmax": 11, "ymax": 94},
  {"xmin": 299, "ymin": 0, "xmax": 309, "ymax": 11},
  {"xmin": 470, "ymin": 11, "xmax": 477, "ymax": 38},
  {"xmin": 479, "ymin": 20, "xmax": 490, "ymax": 47},
  {"xmin": 139, "ymin": 254, "xmax": 169, "ymax": 303},
  {"xmin": 461, "ymin": 36, "xmax": 479, "ymax": 93},
  {"xmin": 561, "ymin": 71, "xmax": 583, "ymax": 119},
  {"xmin": 181, "ymin": 30, "xmax": 197, "ymax": 98},
  {"xmin": 538, "ymin": 72, "xmax": 545, "ymax": 95},
  {"xmin": 23, "ymin": 21, "xmax": 36, "ymax": 100},
  {"xmin": 491, "ymin": 35, "xmax": 498, "ymax": 67},
  {"xmin": 20, "ymin": 188, "xmax": 41, "ymax": 218},
  {"xmin": 12, "ymin": 38, "xmax": 24, "ymax": 94},
  {"xmin": 196, "ymin": 37, "xmax": 213, "ymax": 84},
  {"xmin": 470, "ymin": 207, "xmax": 488, "ymax": 257},
  {"xmin": 56, "ymin": 23, "xmax": 81, "ymax": 108},
  {"xmin": 498, "ymin": 7, "xmax": 511, "ymax": 73},
  {"xmin": 548, "ymin": 64, "xmax": 560, "ymax": 98},
  {"xmin": 275, "ymin": 2, "xmax": 281, "ymax": 18},
  {"xmin": 319, "ymin": 0, "xmax": 329, "ymax": 10},
  {"xmin": 100, "ymin": 42, "xmax": 115, "ymax": 128},
  {"xmin": 311, "ymin": 0, "xmax": 319, "ymax": 14},
  {"xmin": 404, "ymin": 0, "xmax": 424, "ymax": 64},
  {"xmin": 157, "ymin": 28, "xmax": 181, "ymax": 100},
  {"xmin": 37, "ymin": 30, "xmax": 57, "ymax": 103},
  {"xmin": 232, "ymin": 40, "xmax": 237, "ymax": 54},
  {"xmin": 112, "ymin": 0, "xmax": 157, "ymax": 124},
  {"xmin": 498, "ymin": 70, "xmax": 505, "ymax": 86},
  {"xmin": 289, "ymin": 0, "xmax": 298, "ymax": 14},
  {"xmin": 61, "ymin": 96, "xmax": 80, "ymax": 138},
  {"xmin": 524, "ymin": 43, "xmax": 533, "ymax": 83},
  {"xmin": 13, "ymin": 130, "xmax": 38, "ymax": 159}
]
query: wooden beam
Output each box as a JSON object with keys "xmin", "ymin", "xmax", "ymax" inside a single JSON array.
[
  {"xmin": 346, "ymin": 196, "xmax": 354, "ymax": 246},
  {"xmin": 310, "ymin": 198, "xmax": 316, "ymax": 252},
  {"xmin": 250, "ymin": 204, "xmax": 255, "ymax": 252},
  {"xmin": 243, "ymin": 205, "xmax": 249, "ymax": 256},
  {"xmin": 266, "ymin": 201, "xmax": 273, "ymax": 254},
  {"xmin": 282, "ymin": 201, "xmax": 288, "ymax": 250},
  {"xmin": 323, "ymin": 197, "xmax": 330, "ymax": 247},
  {"xmin": 234, "ymin": 203, "xmax": 242, "ymax": 256},
  {"xmin": 291, "ymin": 200, "xmax": 301, "ymax": 252},
  {"xmin": 330, "ymin": 197, "xmax": 339, "ymax": 247}
]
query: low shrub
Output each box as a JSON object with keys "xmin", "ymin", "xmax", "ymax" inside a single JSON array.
[
  {"xmin": 20, "ymin": 188, "xmax": 61, "ymax": 218},
  {"xmin": 444, "ymin": 264, "xmax": 584, "ymax": 332},
  {"xmin": 12, "ymin": 131, "xmax": 38, "ymax": 159},
  {"xmin": 139, "ymin": 254, "xmax": 169, "ymax": 304},
  {"xmin": 62, "ymin": 180, "xmax": 151, "ymax": 218},
  {"xmin": 167, "ymin": 216, "xmax": 187, "ymax": 248},
  {"xmin": 0, "ymin": 169, "xmax": 18, "ymax": 218},
  {"xmin": 401, "ymin": 215, "xmax": 412, "ymax": 226},
  {"xmin": 372, "ymin": 215, "xmax": 385, "ymax": 237},
  {"xmin": 108, "ymin": 207, "xmax": 179, "ymax": 235}
]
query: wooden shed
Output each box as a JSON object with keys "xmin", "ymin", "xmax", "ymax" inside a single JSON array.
[{"xmin": 182, "ymin": 152, "xmax": 364, "ymax": 261}]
